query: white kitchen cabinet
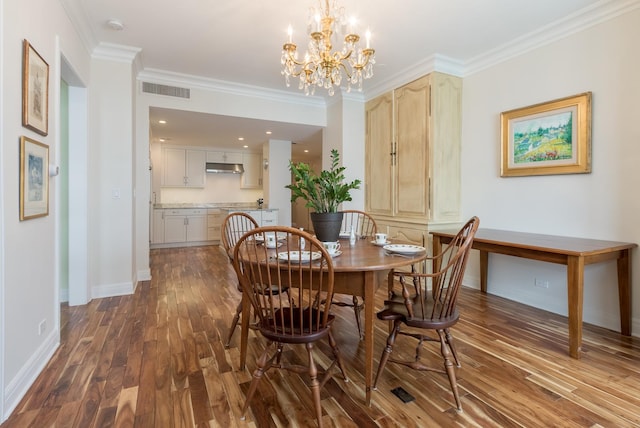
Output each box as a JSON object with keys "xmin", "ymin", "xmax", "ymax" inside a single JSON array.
[
  {"xmin": 260, "ymin": 209, "xmax": 278, "ymax": 227},
  {"xmin": 206, "ymin": 151, "xmax": 242, "ymax": 164},
  {"xmin": 151, "ymin": 209, "xmax": 165, "ymax": 244},
  {"xmin": 163, "ymin": 208, "xmax": 207, "ymax": 243},
  {"xmin": 241, "ymin": 152, "xmax": 263, "ymax": 189},
  {"xmin": 230, "ymin": 209, "xmax": 279, "ymax": 227},
  {"xmin": 162, "ymin": 147, "xmax": 206, "ymax": 187}
]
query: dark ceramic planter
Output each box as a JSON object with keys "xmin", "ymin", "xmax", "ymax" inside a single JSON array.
[{"xmin": 310, "ymin": 212, "xmax": 344, "ymax": 242}]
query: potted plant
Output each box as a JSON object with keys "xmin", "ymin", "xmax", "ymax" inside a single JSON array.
[{"xmin": 286, "ymin": 149, "xmax": 361, "ymax": 242}]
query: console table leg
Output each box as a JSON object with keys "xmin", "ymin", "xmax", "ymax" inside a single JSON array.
[
  {"xmin": 567, "ymin": 255, "xmax": 585, "ymax": 359},
  {"xmin": 618, "ymin": 249, "xmax": 632, "ymax": 336},
  {"xmin": 479, "ymin": 250, "xmax": 488, "ymax": 293}
]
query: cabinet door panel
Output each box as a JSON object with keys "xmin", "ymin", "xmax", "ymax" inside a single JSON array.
[
  {"xmin": 185, "ymin": 150, "xmax": 206, "ymax": 187},
  {"xmin": 163, "ymin": 148, "xmax": 186, "ymax": 186},
  {"xmin": 395, "ymin": 76, "xmax": 429, "ymax": 219},
  {"xmin": 241, "ymin": 153, "xmax": 262, "ymax": 189},
  {"xmin": 365, "ymin": 92, "xmax": 393, "ymax": 216},
  {"xmin": 164, "ymin": 216, "xmax": 187, "ymax": 243},
  {"xmin": 186, "ymin": 215, "xmax": 207, "ymax": 242}
]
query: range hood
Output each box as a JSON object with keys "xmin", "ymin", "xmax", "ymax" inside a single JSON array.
[{"xmin": 206, "ymin": 162, "xmax": 244, "ymax": 174}]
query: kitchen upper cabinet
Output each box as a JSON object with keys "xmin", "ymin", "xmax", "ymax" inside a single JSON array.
[
  {"xmin": 365, "ymin": 72, "xmax": 462, "ymax": 242},
  {"xmin": 162, "ymin": 147, "xmax": 206, "ymax": 187},
  {"xmin": 241, "ymin": 152, "xmax": 263, "ymax": 189},
  {"xmin": 206, "ymin": 151, "xmax": 242, "ymax": 164}
]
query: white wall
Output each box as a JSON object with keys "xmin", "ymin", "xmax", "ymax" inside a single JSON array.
[
  {"xmin": 325, "ymin": 95, "xmax": 366, "ymax": 211},
  {"xmin": 88, "ymin": 53, "xmax": 137, "ymax": 298},
  {"xmin": 1, "ymin": 0, "xmax": 90, "ymax": 419},
  {"xmin": 460, "ymin": 9, "xmax": 640, "ymax": 333}
]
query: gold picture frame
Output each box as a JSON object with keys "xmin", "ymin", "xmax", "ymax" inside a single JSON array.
[
  {"xmin": 501, "ymin": 92, "xmax": 592, "ymax": 177},
  {"xmin": 20, "ymin": 136, "xmax": 49, "ymax": 220},
  {"xmin": 22, "ymin": 39, "xmax": 49, "ymax": 136}
]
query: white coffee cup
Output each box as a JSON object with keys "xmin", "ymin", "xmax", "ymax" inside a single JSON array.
[
  {"xmin": 375, "ymin": 233, "xmax": 388, "ymax": 244},
  {"xmin": 322, "ymin": 241, "xmax": 341, "ymax": 255},
  {"xmin": 265, "ymin": 234, "xmax": 277, "ymax": 248}
]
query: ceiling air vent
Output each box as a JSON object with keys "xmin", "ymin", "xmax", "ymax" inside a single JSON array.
[{"xmin": 141, "ymin": 82, "xmax": 190, "ymax": 99}]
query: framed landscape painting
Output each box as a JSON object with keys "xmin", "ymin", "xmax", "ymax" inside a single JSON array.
[
  {"xmin": 500, "ymin": 92, "xmax": 592, "ymax": 177},
  {"xmin": 20, "ymin": 136, "xmax": 49, "ymax": 220},
  {"xmin": 22, "ymin": 39, "xmax": 49, "ymax": 136}
]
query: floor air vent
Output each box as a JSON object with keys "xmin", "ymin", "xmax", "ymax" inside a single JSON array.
[{"xmin": 142, "ymin": 82, "xmax": 190, "ymax": 99}]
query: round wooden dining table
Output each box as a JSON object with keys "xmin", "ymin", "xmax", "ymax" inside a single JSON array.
[{"xmin": 238, "ymin": 236, "xmax": 428, "ymax": 406}]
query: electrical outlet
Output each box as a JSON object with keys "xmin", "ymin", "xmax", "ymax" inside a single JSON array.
[
  {"xmin": 534, "ymin": 278, "xmax": 549, "ymax": 288},
  {"xmin": 38, "ymin": 319, "xmax": 46, "ymax": 336}
]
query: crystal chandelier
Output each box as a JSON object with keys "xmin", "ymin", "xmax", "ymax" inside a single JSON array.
[{"xmin": 281, "ymin": 0, "xmax": 375, "ymax": 96}]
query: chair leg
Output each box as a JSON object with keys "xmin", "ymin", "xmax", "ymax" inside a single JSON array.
[
  {"xmin": 224, "ymin": 300, "xmax": 243, "ymax": 349},
  {"xmin": 444, "ymin": 328, "xmax": 461, "ymax": 367},
  {"xmin": 373, "ymin": 320, "xmax": 401, "ymax": 390},
  {"xmin": 306, "ymin": 342, "xmax": 324, "ymax": 428},
  {"xmin": 240, "ymin": 341, "xmax": 273, "ymax": 420},
  {"xmin": 327, "ymin": 330, "xmax": 349, "ymax": 383},
  {"xmin": 438, "ymin": 330, "xmax": 462, "ymax": 411},
  {"xmin": 352, "ymin": 296, "xmax": 363, "ymax": 340}
]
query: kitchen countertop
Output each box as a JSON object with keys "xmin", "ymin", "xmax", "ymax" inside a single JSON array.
[{"xmin": 154, "ymin": 203, "xmax": 276, "ymax": 210}]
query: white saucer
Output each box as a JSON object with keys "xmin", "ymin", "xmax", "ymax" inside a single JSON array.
[
  {"xmin": 371, "ymin": 240, "xmax": 391, "ymax": 247},
  {"xmin": 329, "ymin": 250, "xmax": 342, "ymax": 258},
  {"xmin": 265, "ymin": 242, "xmax": 283, "ymax": 249}
]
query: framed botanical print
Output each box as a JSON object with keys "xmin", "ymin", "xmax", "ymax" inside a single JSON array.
[
  {"xmin": 22, "ymin": 39, "xmax": 49, "ymax": 136},
  {"xmin": 20, "ymin": 136, "xmax": 49, "ymax": 220}
]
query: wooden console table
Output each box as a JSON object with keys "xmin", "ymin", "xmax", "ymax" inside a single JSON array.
[{"xmin": 431, "ymin": 228, "xmax": 637, "ymax": 359}]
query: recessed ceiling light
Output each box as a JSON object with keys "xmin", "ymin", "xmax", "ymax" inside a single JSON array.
[
  {"xmin": 304, "ymin": 149, "xmax": 309, "ymax": 153},
  {"xmin": 158, "ymin": 120, "xmax": 166, "ymax": 124},
  {"xmin": 238, "ymin": 137, "xmax": 244, "ymax": 141},
  {"xmin": 243, "ymin": 145, "xmax": 249, "ymax": 148},
  {"xmin": 266, "ymin": 131, "xmax": 272, "ymax": 135},
  {"xmin": 159, "ymin": 138, "xmax": 166, "ymax": 142}
]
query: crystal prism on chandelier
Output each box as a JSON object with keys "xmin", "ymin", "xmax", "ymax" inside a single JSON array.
[{"xmin": 281, "ymin": 0, "xmax": 375, "ymax": 96}]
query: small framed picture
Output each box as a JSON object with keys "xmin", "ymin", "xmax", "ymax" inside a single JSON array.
[
  {"xmin": 500, "ymin": 92, "xmax": 592, "ymax": 177},
  {"xmin": 22, "ymin": 39, "xmax": 49, "ymax": 136},
  {"xmin": 20, "ymin": 136, "xmax": 49, "ymax": 220}
]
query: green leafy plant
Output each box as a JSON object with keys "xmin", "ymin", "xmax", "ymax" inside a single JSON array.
[{"xmin": 286, "ymin": 149, "xmax": 361, "ymax": 213}]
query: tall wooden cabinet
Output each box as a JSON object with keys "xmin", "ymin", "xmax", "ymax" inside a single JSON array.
[{"xmin": 365, "ymin": 72, "xmax": 462, "ymax": 246}]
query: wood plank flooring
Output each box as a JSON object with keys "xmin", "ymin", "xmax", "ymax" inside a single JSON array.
[{"xmin": 2, "ymin": 245, "xmax": 639, "ymax": 427}]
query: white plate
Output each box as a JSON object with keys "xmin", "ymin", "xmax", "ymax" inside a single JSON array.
[
  {"xmin": 277, "ymin": 251, "xmax": 322, "ymax": 263},
  {"xmin": 371, "ymin": 240, "xmax": 391, "ymax": 247},
  {"xmin": 255, "ymin": 233, "xmax": 286, "ymax": 242},
  {"xmin": 383, "ymin": 244, "xmax": 426, "ymax": 254},
  {"xmin": 265, "ymin": 242, "xmax": 283, "ymax": 249},
  {"xmin": 329, "ymin": 250, "xmax": 342, "ymax": 258}
]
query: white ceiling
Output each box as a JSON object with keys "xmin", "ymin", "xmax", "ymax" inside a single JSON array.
[{"xmin": 62, "ymin": 0, "xmax": 607, "ymax": 158}]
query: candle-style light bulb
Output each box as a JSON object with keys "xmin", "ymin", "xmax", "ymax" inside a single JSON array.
[
  {"xmin": 287, "ymin": 25, "xmax": 293, "ymax": 43},
  {"xmin": 366, "ymin": 29, "xmax": 371, "ymax": 48}
]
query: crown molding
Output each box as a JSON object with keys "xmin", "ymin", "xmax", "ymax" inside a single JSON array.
[
  {"xmin": 364, "ymin": 54, "xmax": 465, "ymax": 100},
  {"xmin": 92, "ymin": 42, "xmax": 141, "ymax": 63},
  {"xmin": 464, "ymin": 0, "xmax": 640, "ymax": 76},
  {"xmin": 59, "ymin": 0, "xmax": 96, "ymax": 56},
  {"xmin": 137, "ymin": 68, "xmax": 327, "ymax": 108}
]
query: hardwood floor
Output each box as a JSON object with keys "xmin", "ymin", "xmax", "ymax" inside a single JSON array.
[{"xmin": 2, "ymin": 245, "xmax": 639, "ymax": 427}]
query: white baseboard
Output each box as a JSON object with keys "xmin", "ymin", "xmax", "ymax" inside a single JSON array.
[
  {"xmin": 91, "ymin": 281, "xmax": 134, "ymax": 299},
  {"xmin": 3, "ymin": 329, "xmax": 59, "ymax": 420},
  {"xmin": 137, "ymin": 269, "xmax": 151, "ymax": 282}
]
